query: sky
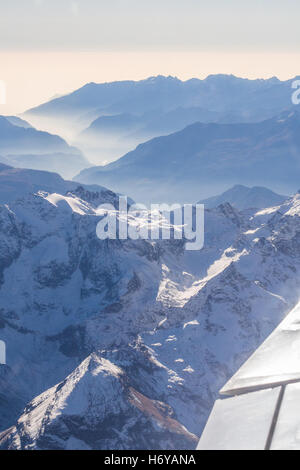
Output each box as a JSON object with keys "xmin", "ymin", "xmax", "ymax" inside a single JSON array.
[{"xmin": 0, "ymin": 0, "xmax": 299, "ymax": 114}]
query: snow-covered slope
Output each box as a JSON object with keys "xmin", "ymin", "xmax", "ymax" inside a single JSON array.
[
  {"xmin": 0, "ymin": 164, "xmax": 110, "ymax": 204},
  {"xmin": 25, "ymin": 75, "xmax": 296, "ymax": 134},
  {"xmin": 1, "ymin": 189, "xmax": 300, "ymax": 449}
]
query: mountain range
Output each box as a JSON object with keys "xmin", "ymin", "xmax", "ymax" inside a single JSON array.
[
  {"xmin": 0, "ymin": 171, "xmax": 300, "ymax": 449},
  {"xmin": 199, "ymin": 185, "xmax": 287, "ymax": 210},
  {"xmin": 75, "ymin": 109, "xmax": 300, "ymax": 203},
  {"xmin": 1, "ymin": 74, "xmax": 300, "ymax": 450},
  {"xmin": 24, "ymin": 75, "xmax": 299, "ymax": 165},
  {"xmin": 198, "ymin": 299, "xmax": 300, "ymax": 450}
]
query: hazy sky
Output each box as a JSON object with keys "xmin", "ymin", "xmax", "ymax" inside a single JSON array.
[{"xmin": 0, "ymin": 0, "xmax": 299, "ymax": 114}]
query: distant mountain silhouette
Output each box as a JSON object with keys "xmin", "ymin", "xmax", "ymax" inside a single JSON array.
[
  {"xmin": 199, "ymin": 185, "xmax": 287, "ymax": 210},
  {"xmin": 75, "ymin": 109, "xmax": 300, "ymax": 203},
  {"xmin": 0, "ymin": 116, "xmax": 89, "ymax": 179},
  {"xmin": 26, "ymin": 75, "xmax": 297, "ymax": 123},
  {"xmin": 24, "ymin": 75, "xmax": 300, "ymax": 165}
]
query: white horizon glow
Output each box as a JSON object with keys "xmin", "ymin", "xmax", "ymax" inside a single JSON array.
[
  {"xmin": 0, "ymin": 0, "xmax": 299, "ymax": 115},
  {"xmin": 0, "ymin": 50, "xmax": 299, "ymax": 116}
]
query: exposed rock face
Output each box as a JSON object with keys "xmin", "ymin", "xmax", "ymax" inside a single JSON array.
[{"xmin": 1, "ymin": 188, "xmax": 300, "ymax": 449}]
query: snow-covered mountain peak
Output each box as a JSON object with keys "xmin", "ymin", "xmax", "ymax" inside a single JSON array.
[
  {"xmin": 2, "ymin": 189, "xmax": 300, "ymax": 449},
  {"xmin": 40, "ymin": 192, "xmax": 96, "ymax": 216},
  {"xmin": 0, "ymin": 352, "xmax": 198, "ymax": 450}
]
